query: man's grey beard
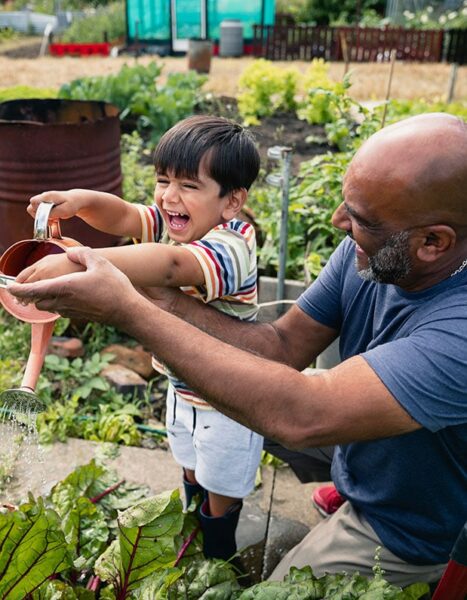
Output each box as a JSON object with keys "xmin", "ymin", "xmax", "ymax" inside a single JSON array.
[{"xmin": 357, "ymin": 230, "xmax": 412, "ymax": 284}]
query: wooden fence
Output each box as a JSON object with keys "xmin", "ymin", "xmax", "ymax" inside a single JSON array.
[{"xmin": 252, "ymin": 24, "xmax": 466, "ymax": 64}]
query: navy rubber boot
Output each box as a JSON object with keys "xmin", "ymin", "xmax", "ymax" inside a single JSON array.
[
  {"xmin": 183, "ymin": 472, "xmax": 205, "ymax": 511},
  {"xmin": 198, "ymin": 499, "xmax": 243, "ymax": 561}
]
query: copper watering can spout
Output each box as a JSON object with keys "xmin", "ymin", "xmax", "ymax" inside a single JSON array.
[
  {"xmin": 0, "ymin": 321, "xmax": 55, "ymax": 414},
  {"xmin": 0, "ymin": 202, "xmax": 81, "ymax": 413}
]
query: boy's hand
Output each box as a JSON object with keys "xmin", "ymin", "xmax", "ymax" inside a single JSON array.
[
  {"xmin": 28, "ymin": 190, "xmax": 86, "ymax": 221},
  {"xmin": 16, "ymin": 253, "xmax": 84, "ymax": 284}
]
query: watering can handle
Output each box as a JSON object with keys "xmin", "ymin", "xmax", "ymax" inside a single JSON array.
[{"xmin": 34, "ymin": 202, "xmax": 62, "ymax": 241}]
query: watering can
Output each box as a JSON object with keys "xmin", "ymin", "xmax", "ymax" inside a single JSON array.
[{"xmin": 0, "ymin": 202, "xmax": 81, "ymax": 413}]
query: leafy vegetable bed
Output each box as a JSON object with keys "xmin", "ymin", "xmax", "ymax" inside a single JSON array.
[{"xmin": 0, "ymin": 460, "xmax": 429, "ymax": 599}]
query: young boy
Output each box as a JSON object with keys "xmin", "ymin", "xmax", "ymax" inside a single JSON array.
[{"xmin": 19, "ymin": 115, "xmax": 263, "ymax": 562}]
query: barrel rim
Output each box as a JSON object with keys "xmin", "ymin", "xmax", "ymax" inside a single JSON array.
[{"xmin": 0, "ymin": 98, "xmax": 120, "ymax": 126}]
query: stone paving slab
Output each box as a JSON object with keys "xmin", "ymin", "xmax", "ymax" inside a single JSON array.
[
  {"xmin": 263, "ymin": 466, "xmax": 324, "ymax": 578},
  {"xmin": 0, "ymin": 437, "xmax": 324, "ymax": 581}
]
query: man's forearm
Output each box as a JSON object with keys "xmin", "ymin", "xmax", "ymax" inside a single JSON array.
[
  {"xmin": 118, "ymin": 291, "xmax": 419, "ymax": 449},
  {"xmin": 142, "ymin": 286, "xmax": 295, "ymax": 365}
]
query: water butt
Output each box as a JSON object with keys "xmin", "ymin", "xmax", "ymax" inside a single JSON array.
[
  {"xmin": 0, "ymin": 99, "xmax": 123, "ymax": 253},
  {"xmin": 187, "ymin": 38, "xmax": 212, "ymax": 74}
]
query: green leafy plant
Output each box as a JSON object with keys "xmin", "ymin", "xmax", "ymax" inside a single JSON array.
[
  {"xmin": 0, "ymin": 496, "xmax": 72, "ymax": 598},
  {"xmin": 281, "ymin": 0, "xmax": 385, "ymax": 25},
  {"xmin": 82, "ymin": 406, "xmax": 142, "ymax": 446},
  {"xmin": 40, "ymin": 353, "xmax": 114, "ymax": 401},
  {"xmin": 59, "ymin": 62, "xmax": 207, "ymax": 143},
  {"xmin": 36, "ymin": 393, "xmax": 144, "ymax": 446},
  {"xmin": 375, "ymin": 97, "xmax": 467, "ymax": 123},
  {"xmin": 298, "ymin": 65, "xmax": 369, "ymax": 151},
  {"xmin": 0, "ymin": 359, "xmax": 23, "ymax": 394},
  {"xmin": 298, "ymin": 59, "xmax": 345, "ymax": 123},
  {"xmin": 35, "ymin": 395, "xmax": 83, "ymax": 444},
  {"xmin": 237, "ymin": 59, "xmax": 300, "ymax": 126},
  {"xmin": 76, "ymin": 321, "xmax": 124, "ymax": 355},
  {"xmin": 0, "ymin": 27, "xmax": 18, "ymax": 44},
  {"xmin": 34, "ymin": 353, "xmax": 144, "ymax": 446},
  {"xmin": 250, "ymin": 151, "xmax": 348, "ymax": 280},
  {"xmin": 60, "ymin": 2, "xmax": 126, "ymax": 43},
  {"xmin": 0, "ymin": 308, "xmax": 34, "ymax": 362},
  {"xmin": 121, "ymin": 131, "xmax": 155, "ymax": 205},
  {"xmin": 236, "ymin": 564, "xmax": 429, "ymax": 599},
  {"xmin": 0, "ymin": 85, "xmax": 57, "ymax": 103},
  {"xmin": 10, "ymin": 0, "xmax": 115, "ymax": 12}
]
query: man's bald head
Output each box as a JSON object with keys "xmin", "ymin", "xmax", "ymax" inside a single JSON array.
[{"xmin": 346, "ymin": 113, "xmax": 467, "ymax": 232}]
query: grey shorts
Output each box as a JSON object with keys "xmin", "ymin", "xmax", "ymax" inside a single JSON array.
[
  {"xmin": 269, "ymin": 501, "xmax": 447, "ymax": 587},
  {"xmin": 165, "ymin": 385, "xmax": 263, "ymax": 498}
]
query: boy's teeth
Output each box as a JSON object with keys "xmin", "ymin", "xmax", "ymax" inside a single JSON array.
[
  {"xmin": 167, "ymin": 210, "xmax": 186, "ymax": 217},
  {"xmin": 168, "ymin": 212, "xmax": 190, "ymax": 229}
]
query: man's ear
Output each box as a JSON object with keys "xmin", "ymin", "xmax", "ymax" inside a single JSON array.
[
  {"xmin": 222, "ymin": 188, "xmax": 248, "ymax": 220},
  {"xmin": 416, "ymin": 225, "xmax": 456, "ymax": 263}
]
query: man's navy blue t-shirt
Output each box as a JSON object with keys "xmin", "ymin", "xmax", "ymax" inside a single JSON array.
[{"xmin": 297, "ymin": 237, "xmax": 467, "ymax": 565}]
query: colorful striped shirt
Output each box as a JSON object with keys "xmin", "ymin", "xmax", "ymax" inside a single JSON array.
[{"xmin": 135, "ymin": 203, "xmax": 258, "ymax": 408}]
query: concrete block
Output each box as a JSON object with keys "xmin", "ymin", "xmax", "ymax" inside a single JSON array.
[
  {"xmin": 48, "ymin": 336, "xmax": 84, "ymax": 358},
  {"xmin": 237, "ymin": 466, "xmax": 274, "ymax": 583},
  {"xmin": 101, "ymin": 364, "xmax": 147, "ymax": 398},
  {"xmin": 258, "ymin": 276, "xmax": 307, "ymax": 322},
  {"xmin": 0, "ymin": 437, "xmax": 183, "ymax": 506},
  {"xmin": 102, "ymin": 344, "xmax": 154, "ymax": 379},
  {"xmin": 262, "ymin": 468, "xmax": 325, "ymax": 578}
]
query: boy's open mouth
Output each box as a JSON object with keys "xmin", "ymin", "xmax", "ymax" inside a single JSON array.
[{"xmin": 166, "ymin": 210, "xmax": 190, "ymax": 230}]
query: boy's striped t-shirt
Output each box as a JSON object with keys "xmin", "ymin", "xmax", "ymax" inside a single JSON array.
[{"xmin": 135, "ymin": 203, "xmax": 258, "ymax": 408}]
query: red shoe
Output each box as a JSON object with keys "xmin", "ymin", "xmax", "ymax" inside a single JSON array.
[{"xmin": 312, "ymin": 485, "xmax": 346, "ymax": 517}]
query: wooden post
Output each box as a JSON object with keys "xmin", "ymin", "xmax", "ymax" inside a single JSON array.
[
  {"xmin": 381, "ymin": 48, "xmax": 397, "ymax": 128},
  {"xmin": 447, "ymin": 63, "xmax": 459, "ymax": 104},
  {"xmin": 340, "ymin": 31, "xmax": 350, "ymax": 75}
]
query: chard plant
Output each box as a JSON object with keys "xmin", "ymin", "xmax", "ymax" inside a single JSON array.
[{"xmin": 0, "ymin": 461, "xmax": 430, "ymax": 599}]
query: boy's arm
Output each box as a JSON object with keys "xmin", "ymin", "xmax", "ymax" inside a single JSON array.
[
  {"xmin": 16, "ymin": 243, "xmax": 206, "ymax": 289},
  {"xmin": 96, "ymin": 244, "xmax": 205, "ymax": 287},
  {"xmin": 28, "ymin": 189, "xmax": 143, "ymax": 238}
]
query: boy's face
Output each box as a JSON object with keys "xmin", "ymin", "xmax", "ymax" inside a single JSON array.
[{"xmin": 154, "ymin": 165, "xmax": 233, "ymax": 243}]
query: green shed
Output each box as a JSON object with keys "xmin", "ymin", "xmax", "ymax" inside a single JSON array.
[{"xmin": 126, "ymin": 0, "xmax": 275, "ymax": 54}]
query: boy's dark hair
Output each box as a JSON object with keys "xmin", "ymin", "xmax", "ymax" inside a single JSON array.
[{"xmin": 154, "ymin": 115, "xmax": 260, "ymax": 197}]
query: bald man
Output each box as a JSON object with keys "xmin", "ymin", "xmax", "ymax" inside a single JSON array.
[{"xmin": 10, "ymin": 113, "xmax": 467, "ymax": 586}]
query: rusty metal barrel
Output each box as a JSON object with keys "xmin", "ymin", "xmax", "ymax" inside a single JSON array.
[{"xmin": 0, "ymin": 99, "xmax": 123, "ymax": 253}]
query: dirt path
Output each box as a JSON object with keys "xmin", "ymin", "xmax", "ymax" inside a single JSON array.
[{"xmin": 0, "ymin": 42, "xmax": 465, "ymax": 101}]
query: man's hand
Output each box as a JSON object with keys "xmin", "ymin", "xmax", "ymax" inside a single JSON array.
[
  {"xmin": 9, "ymin": 247, "xmax": 139, "ymax": 325},
  {"xmin": 16, "ymin": 253, "xmax": 84, "ymax": 284}
]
